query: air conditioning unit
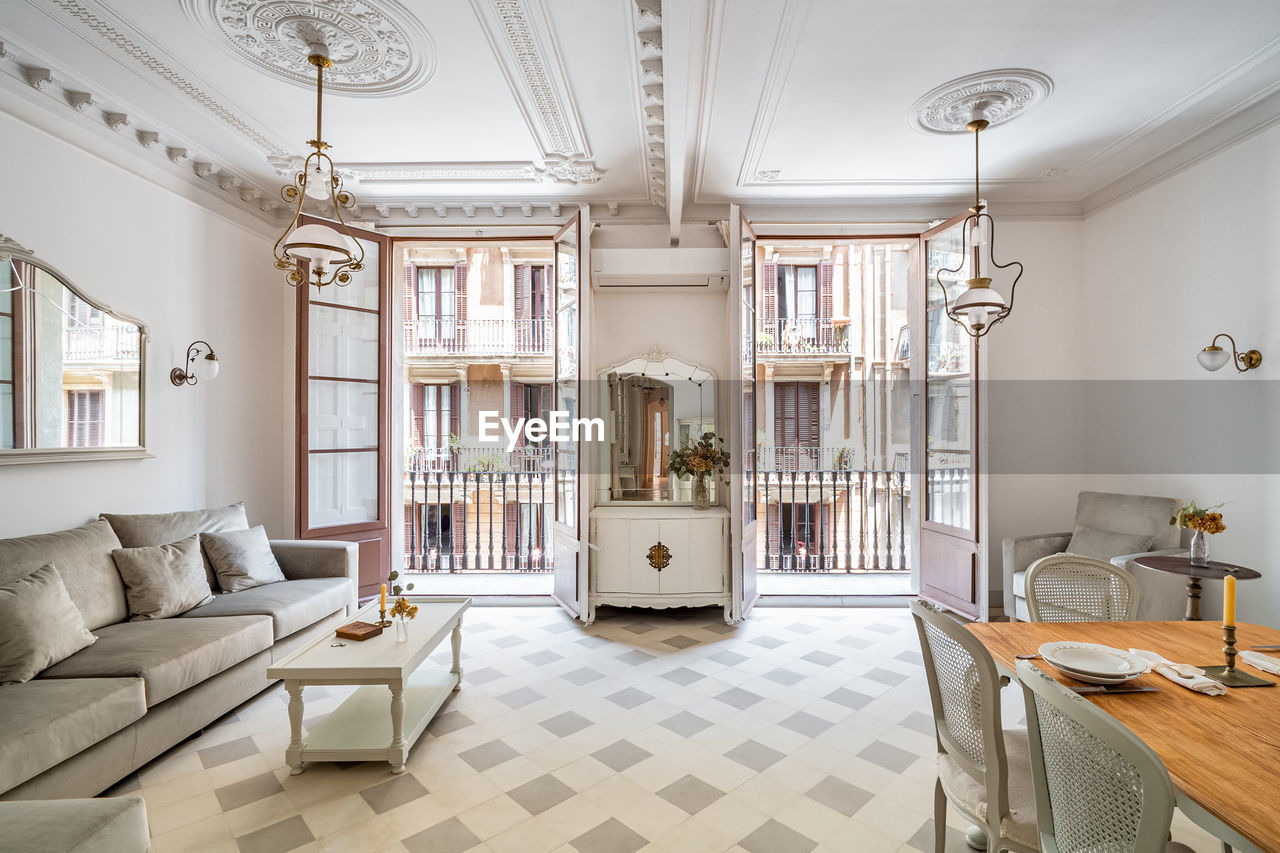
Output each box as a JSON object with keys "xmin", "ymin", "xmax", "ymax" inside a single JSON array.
[{"xmin": 590, "ymin": 248, "xmax": 730, "ymax": 289}]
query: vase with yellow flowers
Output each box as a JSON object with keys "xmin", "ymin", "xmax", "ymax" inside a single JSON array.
[
  {"xmin": 386, "ymin": 569, "xmax": 417, "ymax": 642},
  {"xmin": 1171, "ymin": 500, "xmax": 1226, "ymax": 567},
  {"xmin": 669, "ymin": 432, "xmax": 731, "ymax": 510}
]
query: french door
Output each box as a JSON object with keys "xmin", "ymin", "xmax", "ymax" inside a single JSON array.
[
  {"xmin": 916, "ymin": 213, "xmax": 981, "ymax": 618},
  {"xmin": 295, "ymin": 217, "xmax": 392, "ymax": 598},
  {"xmin": 730, "ymin": 207, "xmax": 759, "ymax": 620},
  {"xmin": 551, "ymin": 210, "xmax": 586, "ymax": 617}
]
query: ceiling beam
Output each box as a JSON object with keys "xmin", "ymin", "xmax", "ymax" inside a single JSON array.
[{"xmin": 662, "ymin": 2, "xmax": 687, "ymax": 245}]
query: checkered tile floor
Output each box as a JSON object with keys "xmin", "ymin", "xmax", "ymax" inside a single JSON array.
[{"xmin": 105, "ymin": 606, "xmax": 1220, "ymax": 853}]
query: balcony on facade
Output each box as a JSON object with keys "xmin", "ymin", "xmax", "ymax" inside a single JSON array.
[
  {"xmin": 404, "ymin": 318, "xmax": 552, "ymax": 359},
  {"xmin": 63, "ymin": 322, "xmax": 141, "ymax": 363},
  {"xmin": 757, "ymin": 317, "xmax": 849, "ymax": 357}
]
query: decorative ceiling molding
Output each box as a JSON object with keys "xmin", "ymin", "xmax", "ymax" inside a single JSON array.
[
  {"xmin": 0, "ymin": 38, "xmax": 284, "ymax": 222},
  {"xmin": 626, "ymin": 0, "xmax": 666, "ymax": 206},
  {"xmin": 268, "ymin": 157, "xmax": 602, "ymax": 185},
  {"xmin": 733, "ymin": 0, "xmax": 812, "ymax": 190},
  {"xmin": 469, "ymin": 0, "xmax": 602, "ymax": 183},
  {"xmin": 181, "ymin": 0, "xmax": 436, "ymax": 96},
  {"xmin": 909, "ymin": 68, "xmax": 1053, "ymax": 135}
]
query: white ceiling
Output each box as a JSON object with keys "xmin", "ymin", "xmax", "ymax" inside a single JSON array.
[{"xmin": 1, "ymin": 0, "xmax": 1278, "ymax": 235}]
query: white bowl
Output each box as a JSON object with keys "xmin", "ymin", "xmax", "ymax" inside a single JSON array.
[
  {"xmin": 1048, "ymin": 661, "xmax": 1145, "ymax": 685},
  {"xmin": 1039, "ymin": 642, "xmax": 1150, "ymax": 678}
]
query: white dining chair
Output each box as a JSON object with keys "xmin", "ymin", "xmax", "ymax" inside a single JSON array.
[
  {"xmin": 910, "ymin": 600, "xmax": 1039, "ymax": 853},
  {"xmin": 1024, "ymin": 553, "xmax": 1140, "ymax": 622},
  {"xmin": 1016, "ymin": 659, "xmax": 1197, "ymax": 852}
]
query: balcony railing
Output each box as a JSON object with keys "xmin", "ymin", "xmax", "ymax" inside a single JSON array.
[
  {"xmin": 408, "ymin": 445, "xmax": 553, "ymax": 474},
  {"xmin": 403, "ymin": 464, "xmax": 555, "ymax": 573},
  {"xmin": 756, "ymin": 446, "xmax": 855, "ymax": 472},
  {"xmin": 63, "ymin": 325, "xmax": 140, "ymax": 362},
  {"xmin": 405, "ymin": 318, "xmax": 551, "ymax": 357},
  {"xmin": 757, "ymin": 317, "xmax": 848, "ymax": 355},
  {"xmin": 757, "ymin": 468, "xmax": 910, "ymax": 572}
]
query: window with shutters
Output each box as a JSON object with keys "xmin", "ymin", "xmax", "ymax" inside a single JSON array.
[
  {"xmin": 416, "ymin": 267, "xmax": 455, "ymax": 342},
  {"xmin": 413, "ymin": 382, "xmax": 458, "ymax": 454},
  {"xmin": 65, "ymin": 389, "xmax": 104, "ymax": 447},
  {"xmin": 779, "ymin": 503, "xmax": 820, "ymax": 554},
  {"xmin": 778, "ymin": 265, "xmax": 817, "ymax": 320}
]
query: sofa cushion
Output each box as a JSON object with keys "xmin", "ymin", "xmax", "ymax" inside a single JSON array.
[
  {"xmin": 182, "ymin": 577, "xmax": 353, "ymax": 640},
  {"xmin": 0, "ymin": 795, "xmax": 149, "ymax": 853},
  {"xmin": 0, "ymin": 520, "xmax": 126, "ymax": 631},
  {"xmin": 0, "ymin": 677, "xmax": 145, "ymax": 793},
  {"xmin": 101, "ymin": 502, "xmax": 249, "ymax": 589},
  {"xmin": 39, "ymin": 615, "xmax": 272, "ymax": 706},
  {"xmin": 202, "ymin": 526, "xmax": 286, "ymax": 593},
  {"xmin": 112, "ymin": 535, "xmax": 214, "ymax": 621},
  {"xmin": 0, "ymin": 564, "xmax": 98, "ymax": 684},
  {"xmin": 1065, "ymin": 525, "xmax": 1152, "ymax": 561}
]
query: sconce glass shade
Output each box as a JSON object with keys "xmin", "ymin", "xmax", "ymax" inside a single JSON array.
[
  {"xmin": 203, "ymin": 352, "xmax": 220, "ymax": 381},
  {"xmin": 1197, "ymin": 346, "xmax": 1231, "ymax": 372},
  {"xmin": 303, "ymin": 161, "xmax": 333, "ymax": 201},
  {"xmin": 282, "ymin": 223, "xmax": 355, "ymax": 276}
]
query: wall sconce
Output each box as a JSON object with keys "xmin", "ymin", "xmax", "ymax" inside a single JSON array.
[
  {"xmin": 1197, "ymin": 333, "xmax": 1262, "ymax": 373},
  {"xmin": 171, "ymin": 340, "xmax": 220, "ymax": 386}
]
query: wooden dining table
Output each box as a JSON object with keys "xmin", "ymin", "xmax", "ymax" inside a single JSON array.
[{"xmin": 969, "ymin": 620, "xmax": 1280, "ymax": 853}]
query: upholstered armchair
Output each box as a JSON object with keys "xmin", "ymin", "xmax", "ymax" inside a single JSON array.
[{"xmin": 1002, "ymin": 491, "xmax": 1189, "ymax": 621}]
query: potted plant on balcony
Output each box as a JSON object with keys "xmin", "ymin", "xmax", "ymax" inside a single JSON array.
[{"xmin": 669, "ymin": 432, "xmax": 731, "ymax": 510}]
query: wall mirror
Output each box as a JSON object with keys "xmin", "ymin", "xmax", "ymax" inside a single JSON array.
[
  {"xmin": 602, "ymin": 351, "xmax": 716, "ymax": 503},
  {"xmin": 0, "ymin": 236, "xmax": 148, "ymax": 463}
]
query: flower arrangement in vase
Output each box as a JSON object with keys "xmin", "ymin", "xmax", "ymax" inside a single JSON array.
[
  {"xmin": 1170, "ymin": 500, "xmax": 1226, "ymax": 567},
  {"xmin": 669, "ymin": 432, "xmax": 731, "ymax": 510},
  {"xmin": 387, "ymin": 570, "xmax": 416, "ymax": 642}
]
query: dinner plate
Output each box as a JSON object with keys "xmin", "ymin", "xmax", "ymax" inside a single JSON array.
[
  {"xmin": 1048, "ymin": 661, "xmax": 1145, "ymax": 685},
  {"xmin": 1039, "ymin": 642, "xmax": 1150, "ymax": 678}
]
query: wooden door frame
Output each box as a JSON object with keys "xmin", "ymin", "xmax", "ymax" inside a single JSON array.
[
  {"xmin": 295, "ymin": 216, "xmax": 394, "ymax": 597},
  {"xmin": 915, "ymin": 212, "xmax": 984, "ymax": 618}
]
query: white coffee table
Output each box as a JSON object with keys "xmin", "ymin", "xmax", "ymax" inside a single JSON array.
[{"xmin": 267, "ymin": 596, "xmax": 470, "ymax": 775}]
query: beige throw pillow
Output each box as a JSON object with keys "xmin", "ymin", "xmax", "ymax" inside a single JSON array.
[
  {"xmin": 112, "ymin": 535, "xmax": 214, "ymax": 620},
  {"xmin": 1065, "ymin": 525, "xmax": 1153, "ymax": 561},
  {"xmin": 0, "ymin": 563, "xmax": 97, "ymax": 684},
  {"xmin": 201, "ymin": 526, "xmax": 286, "ymax": 593}
]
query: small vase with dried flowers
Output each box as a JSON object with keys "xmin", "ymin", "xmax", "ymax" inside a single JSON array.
[
  {"xmin": 1170, "ymin": 500, "xmax": 1227, "ymax": 567},
  {"xmin": 669, "ymin": 432, "xmax": 731, "ymax": 510},
  {"xmin": 387, "ymin": 570, "xmax": 416, "ymax": 642}
]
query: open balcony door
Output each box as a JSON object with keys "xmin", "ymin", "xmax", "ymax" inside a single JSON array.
[
  {"xmin": 551, "ymin": 209, "xmax": 587, "ymax": 618},
  {"xmin": 295, "ymin": 216, "xmax": 392, "ymax": 599},
  {"xmin": 729, "ymin": 207, "xmax": 759, "ymax": 621},
  {"xmin": 915, "ymin": 213, "xmax": 982, "ymax": 619}
]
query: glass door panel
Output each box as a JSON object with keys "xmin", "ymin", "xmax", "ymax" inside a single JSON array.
[{"xmin": 551, "ymin": 212, "xmax": 582, "ymax": 616}]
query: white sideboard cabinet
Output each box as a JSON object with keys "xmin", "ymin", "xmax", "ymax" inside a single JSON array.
[{"xmin": 587, "ymin": 505, "xmax": 731, "ymax": 624}]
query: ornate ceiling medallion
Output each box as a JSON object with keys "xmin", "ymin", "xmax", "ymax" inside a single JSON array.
[
  {"xmin": 183, "ymin": 0, "xmax": 435, "ymax": 95},
  {"xmin": 909, "ymin": 68, "xmax": 1052, "ymax": 134}
]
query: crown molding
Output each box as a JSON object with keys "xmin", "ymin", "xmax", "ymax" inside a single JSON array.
[
  {"xmin": 623, "ymin": 0, "xmax": 666, "ymax": 207},
  {"xmin": 0, "ymin": 37, "xmax": 284, "ymax": 229},
  {"xmin": 733, "ymin": 0, "xmax": 812, "ymax": 190},
  {"xmin": 29, "ymin": 0, "xmax": 292, "ymax": 158}
]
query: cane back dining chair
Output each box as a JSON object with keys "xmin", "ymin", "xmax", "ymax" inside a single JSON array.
[
  {"xmin": 1024, "ymin": 553, "xmax": 1140, "ymax": 623},
  {"xmin": 910, "ymin": 600, "xmax": 1039, "ymax": 853},
  {"xmin": 1016, "ymin": 660, "xmax": 1196, "ymax": 853}
]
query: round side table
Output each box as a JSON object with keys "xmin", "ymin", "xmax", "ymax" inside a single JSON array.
[{"xmin": 1130, "ymin": 556, "xmax": 1261, "ymax": 621}]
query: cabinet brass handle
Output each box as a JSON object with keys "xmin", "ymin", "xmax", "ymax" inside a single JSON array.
[{"xmin": 646, "ymin": 541, "xmax": 672, "ymax": 571}]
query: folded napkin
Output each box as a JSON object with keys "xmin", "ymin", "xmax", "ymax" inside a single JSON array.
[
  {"xmin": 1240, "ymin": 650, "xmax": 1280, "ymax": 676},
  {"xmin": 1128, "ymin": 649, "xmax": 1228, "ymax": 696}
]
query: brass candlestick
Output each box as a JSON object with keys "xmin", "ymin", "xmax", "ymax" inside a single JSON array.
[
  {"xmin": 377, "ymin": 608, "xmax": 391, "ymax": 628},
  {"xmin": 1203, "ymin": 624, "xmax": 1275, "ymax": 687}
]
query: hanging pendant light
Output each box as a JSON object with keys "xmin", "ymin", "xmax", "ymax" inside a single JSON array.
[
  {"xmin": 935, "ymin": 107, "xmax": 1023, "ymax": 338},
  {"xmin": 272, "ymin": 41, "xmax": 364, "ymax": 289}
]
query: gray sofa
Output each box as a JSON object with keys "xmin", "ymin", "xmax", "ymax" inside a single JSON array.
[
  {"xmin": 0, "ymin": 503, "xmax": 357, "ymax": 801},
  {"xmin": 1002, "ymin": 491, "xmax": 1189, "ymax": 621}
]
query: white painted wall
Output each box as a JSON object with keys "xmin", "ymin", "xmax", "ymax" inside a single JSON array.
[{"xmin": 0, "ymin": 109, "xmax": 293, "ymax": 539}]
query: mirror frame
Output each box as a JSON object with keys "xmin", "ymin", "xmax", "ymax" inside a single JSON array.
[
  {"xmin": 598, "ymin": 347, "xmax": 717, "ymax": 505},
  {"xmin": 0, "ymin": 235, "xmax": 150, "ymax": 465}
]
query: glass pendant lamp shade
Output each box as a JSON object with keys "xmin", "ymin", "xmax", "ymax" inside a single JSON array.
[
  {"xmin": 203, "ymin": 352, "xmax": 220, "ymax": 381},
  {"xmin": 1197, "ymin": 346, "xmax": 1231, "ymax": 372},
  {"xmin": 303, "ymin": 161, "xmax": 333, "ymax": 200},
  {"xmin": 951, "ymin": 279, "xmax": 1007, "ymax": 332},
  {"xmin": 282, "ymin": 222, "xmax": 355, "ymax": 275}
]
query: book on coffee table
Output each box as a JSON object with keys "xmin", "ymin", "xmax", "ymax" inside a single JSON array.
[{"xmin": 335, "ymin": 621, "xmax": 382, "ymax": 641}]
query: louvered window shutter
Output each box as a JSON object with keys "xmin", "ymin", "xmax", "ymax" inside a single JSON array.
[
  {"xmin": 542, "ymin": 265, "xmax": 553, "ymax": 318},
  {"xmin": 767, "ymin": 503, "xmax": 779, "ymax": 564},
  {"xmin": 798, "ymin": 382, "xmax": 819, "ymax": 448},
  {"xmin": 510, "ymin": 381, "xmax": 524, "ymax": 447},
  {"xmin": 454, "ymin": 262, "xmax": 468, "ymax": 347},
  {"xmin": 452, "ymin": 503, "xmax": 466, "ymax": 566},
  {"xmin": 515, "ymin": 264, "xmax": 530, "ymax": 351},
  {"xmin": 774, "ymin": 384, "xmax": 786, "ymax": 449},
  {"xmin": 410, "ymin": 384, "xmax": 425, "ymax": 449},
  {"xmin": 403, "ymin": 264, "xmax": 417, "ymax": 351},
  {"xmin": 404, "ymin": 503, "xmax": 416, "ymax": 561},
  {"xmin": 762, "ymin": 261, "xmax": 778, "ymax": 324},
  {"xmin": 66, "ymin": 392, "xmax": 78, "ymax": 446},
  {"xmin": 449, "ymin": 383, "xmax": 460, "ymax": 442},
  {"xmin": 819, "ymin": 261, "xmax": 833, "ymax": 347}
]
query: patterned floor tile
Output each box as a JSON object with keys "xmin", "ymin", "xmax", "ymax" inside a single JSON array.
[
  {"xmin": 804, "ymin": 774, "xmax": 873, "ymax": 817},
  {"xmin": 592, "ymin": 739, "xmax": 653, "ymax": 772},
  {"xmin": 233, "ymin": 815, "xmax": 313, "ymax": 853},
  {"xmin": 540, "ymin": 710, "xmax": 593, "ymax": 737},
  {"xmin": 401, "ymin": 816, "xmax": 482, "ymax": 853},
  {"xmin": 359, "ymin": 774, "xmax": 428, "ymax": 814},
  {"xmin": 656, "ymin": 774, "xmax": 726, "ymax": 814},
  {"xmin": 459, "ymin": 739, "xmax": 520, "ymax": 772},
  {"xmin": 660, "ymin": 711, "xmax": 714, "ymax": 737},
  {"xmin": 606, "ymin": 687, "xmax": 653, "ymax": 709},
  {"xmin": 570, "ymin": 817, "xmax": 649, "ymax": 853},
  {"xmin": 725, "ymin": 740, "xmax": 787, "ymax": 772},
  {"xmin": 738, "ymin": 817, "xmax": 819, "ymax": 853},
  {"xmin": 506, "ymin": 773, "xmax": 576, "ymax": 815},
  {"xmin": 661, "ymin": 666, "xmax": 705, "ymax": 686}
]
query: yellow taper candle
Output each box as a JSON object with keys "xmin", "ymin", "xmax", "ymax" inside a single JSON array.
[
  {"xmin": 380, "ymin": 583, "xmax": 387, "ymax": 613},
  {"xmin": 1223, "ymin": 574, "xmax": 1236, "ymax": 628}
]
